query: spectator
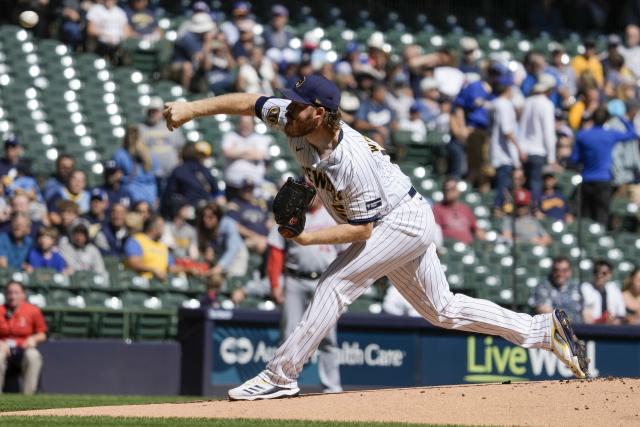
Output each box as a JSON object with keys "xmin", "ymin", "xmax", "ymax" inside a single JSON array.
[
  {"xmin": 220, "ymin": 1, "xmax": 251, "ymax": 47},
  {"xmin": 236, "ymin": 46, "xmax": 278, "ymax": 95},
  {"xmin": 611, "ymin": 99, "xmax": 640, "ymax": 201},
  {"xmin": 97, "ymin": 160, "xmax": 131, "ymax": 210},
  {"xmin": 196, "ymin": 203, "xmax": 248, "ymax": 279},
  {"xmin": 571, "ymin": 107, "xmax": 638, "ymax": 225},
  {"xmin": 198, "ymin": 273, "xmax": 224, "ymax": 308},
  {"xmin": 59, "ymin": 219, "xmax": 106, "ymax": 276},
  {"xmin": 532, "ymin": 256, "xmax": 584, "ymax": 323},
  {"xmin": 538, "ymin": 169, "xmax": 572, "ymax": 222},
  {"xmin": 549, "ymin": 46, "xmax": 577, "ymax": 100},
  {"xmin": 0, "ymin": 281, "xmax": 46, "ymax": 395},
  {"xmin": 59, "ymin": 0, "xmax": 89, "ymax": 50},
  {"xmin": 86, "ymin": 0, "xmax": 131, "ymax": 63},
  {"xmin": 571, "ymin": 39, "xmax": 604, "ymax": 87},
  {"xmin": 164, "ymin": 141, "xmax": 223, "ymax": 213},
  {"xmin": 5, "ymin": 165, "xmax": 45, "ymax": 219},
  {"xmin": 112, "ymin": 125, "xmax": 159, "ymax": 209},
  {"xmin": 0, "ymin": 213, "xmax": 32, "ymax": 270},
  {"xmin": 433, "ymin": 177, "xmax": 485, "ymax": 245},
  {"xmin": 0, "ymin": 135, "xmax": 25, "ymax": 181},
  {"xmin": 47, "ymin": 169, "xmax": 90, "ymax": 215},
  {"xmin": 171, "ymin": 12, "xmax": 216, "ymax": 92},
  {"xmin": 26, "ymin": 227, "xmax": 69, "ymax": 275},
  {"xmin": 622, "ymin": 267, "xmax": 640, "ymax": 324},
  {"xmin": 354, "ymin": 83, "xmax": 396, "ymax": 146},
  {"xmin": 620, "ymin": 24, "xmax": 640, "ymax": 78},
  {"xmin": 132, "ymin": 200, "xmax": 151, "ymax": 222},
  {"xmin": 263, "ymin": 4, "xmax": 292, "ymax": 50},
  {"xmin": 490, "ymin": 72, "xmax": 522, "ymax": 211},
  {"xmin": 123, "ymin": 0, "xmax": 162, "ymax": 42},
  {"xmin": 398, "ymin": 103, "xmax": 427, "ymax": 142},
  {"xmin": 501, "ymin": 189, "xmax": 551, "ymax": 246},
  {"xmin": 449, "ymin": 63, "xmax": 500, "ymax": 187},
  {"xmin": 600, "ymin": 34, "xmax": 623, "ymax": 78},
  {"xmin": 414, "ymin": 77, "xmax": 441, "ymax": 124},
  {"xmin": 603, "ymin": 52, "xmax": 633, "ymax": 99},
  {"xmin": 518, "ymin": 73, "xmax": 558, "ymax": 207},
  {"xmin": 231, "ymin": 19, "xmax": 257, "ymax": 60},
  {"xmin": 43, "ymin": 154, "xmax": 75, "ymax": 205},
  {"xmin": 95, "ymin": 202, "xmax": 129, "ymax": 257},
  {"xmin": 458, "ymin": 37, "xmax": 481, "ymax": 75},
  {"xmin": 82, "ymin": 189, "xmax": 109, "ymax": 239},
  {"xmin": 52, "ymin": 200, "xmax": 80, "ymax": 238},
  {"xmin": 222, "ymin": 116, "xmax": 270, "ymax": 195},
  {"xmin": 124, "ymin": 214, "xmax": 181, "ymax": 281},
  {"xmin": 226, "ymin": 180, "xmax": 272, "ymax": 255},
  {"xmin": 581, "ymin": 260, "xmax": 627, "ymax": 325},
  {"xmin": 568, "ymin": 84, "xmax": 601, "ymax": 130},
  {"xmin": 137, "ymin": 97, "xmax": 185, "ymax": 186},
  {"xmin": 0, "ymin": 194, "xmax": 43, "ymax": 239},
  {"xmin": 163, "ymin": 200, "xmax": 199, "ymax": 261}
]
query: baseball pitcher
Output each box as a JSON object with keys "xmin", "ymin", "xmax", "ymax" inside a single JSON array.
[{"xmin": 163, "ymin": 75, "xmax": 589, "ymax": 401}]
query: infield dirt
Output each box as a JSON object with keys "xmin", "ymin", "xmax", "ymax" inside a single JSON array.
[{"xmin": 4, "ymin": 377, "xmax": 639, "ymax": 426}]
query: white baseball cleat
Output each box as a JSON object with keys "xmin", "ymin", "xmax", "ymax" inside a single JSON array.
[
  {"xmin": 550, "ymin": 309, "xmax": 590, "ymax": 379},
  {"xmin": 228, "ymin": 374, "xmax": 300, "ymax": 401}
]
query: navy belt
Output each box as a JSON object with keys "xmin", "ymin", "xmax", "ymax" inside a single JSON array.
[{"xmin": 408, "ymin": 186, "xmax": 417, "ymax": 198}]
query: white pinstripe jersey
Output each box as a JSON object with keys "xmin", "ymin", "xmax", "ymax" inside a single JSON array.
[{"xmin": 256, "ymin": 97, "xmax": 413, "ymax": 225}]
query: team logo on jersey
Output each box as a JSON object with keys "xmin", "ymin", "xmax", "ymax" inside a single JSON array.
[
  {"xmin": 266, "ymin": 106, "xmax": 280, "ymax": 125},
  {"xmin": 295, "ymin": 77, "xmax": 305, "ymax": 88},
  {"xmin": 365, "ymin": 198, "xmax": 382, "ymax": 211}
]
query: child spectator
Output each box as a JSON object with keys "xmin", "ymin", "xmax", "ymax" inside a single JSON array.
[
  {"xmin": 26, "ymin": 227, "xmax": 70, "ymax": 275},
  {"xmin": 59, "ymin": 219, "xmax": 107, "ymax": 276},
  {"xmin": 501, "ymin": 189, "xmax": 551, "ymax": 246},
  {"xmin": 538, "ymin": 169, "xmax": 572, "ymax": 222}
]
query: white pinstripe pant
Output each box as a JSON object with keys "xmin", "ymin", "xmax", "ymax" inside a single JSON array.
[{"xmin": 261, "ymin": 195, "xmax": 553, "ymax": 388}]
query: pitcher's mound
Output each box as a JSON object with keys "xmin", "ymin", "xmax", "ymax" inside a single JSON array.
[{"xmin": 6, "ymin": 377, "xmax": 639, "ymax": 426}]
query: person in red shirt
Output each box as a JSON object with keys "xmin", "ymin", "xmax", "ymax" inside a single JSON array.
[
  {"xmin": 432, "ymin": 177, "xmax": 486, "ymax": 245},
  {"xmin": 0, "ymin": 281, "xmax": 47, "ymax": 394}
]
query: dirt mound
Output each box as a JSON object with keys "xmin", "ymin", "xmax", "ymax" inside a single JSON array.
[{"xmin": 4, "ymin": 378, "xmax": 638, "ymax": 426}]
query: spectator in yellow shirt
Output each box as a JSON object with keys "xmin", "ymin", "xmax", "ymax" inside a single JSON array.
[{"xmin": 571, "ymin": 39, "xmax": 604, "ymax": 87}]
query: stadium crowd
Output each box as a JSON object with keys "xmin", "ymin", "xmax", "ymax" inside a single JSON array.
[{"xmin": 0, "ymin": 0, "xmax": 638, "ymax": 329}]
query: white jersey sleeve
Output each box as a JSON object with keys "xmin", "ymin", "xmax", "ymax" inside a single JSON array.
[{"xmin": 255, "ymin": 96, "xmax": 291, "ymax": 131}]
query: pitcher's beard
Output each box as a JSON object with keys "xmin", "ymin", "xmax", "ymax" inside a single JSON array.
[{"xmin": 284, "ymin": 119, "xmax": 316, "ymax": 137}]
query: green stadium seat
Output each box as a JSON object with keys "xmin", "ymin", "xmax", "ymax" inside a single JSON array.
[
  {"xmin": 95, "ymin": 311, "xmax": 128, "ymax": 339},
  {"xmin": 132, "ymin": 312, "xmax": 171, "ymax": 340},
  {"xmin": 58, "ymin": 310, "xmax": 93, "ymax": 337}
]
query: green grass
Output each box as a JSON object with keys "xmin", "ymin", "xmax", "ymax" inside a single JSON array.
[
  {"xmin": 0, "ymin": 394, "xmax": 201, "ymax": 413},
  {"xmin": 0, "ymin": 417, "xmax": 450, "ymax": 427}
]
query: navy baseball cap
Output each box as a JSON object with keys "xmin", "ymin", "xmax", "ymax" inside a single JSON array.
[
  {"xmin": 90, "ymin": 188, "xmax": 108, "ymax": 201},
  {"xmin": 280, "ymin": 75, "xmax": 341, "ymax": 112},
  {"xmin": 4, "ymin": 135, "xmax": 19, "ymax": 147}
]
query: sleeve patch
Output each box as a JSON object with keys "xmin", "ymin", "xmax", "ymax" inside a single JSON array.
[
  {"xmin": 266, "ymin": 106, "xmax": 280, "ymax": 125},
  {"xmin": 365, "ymin": 198, "xmax": 382, "ymax": 211}
]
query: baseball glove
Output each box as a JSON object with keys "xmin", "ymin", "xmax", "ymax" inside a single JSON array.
[{"xmin": 272, "ymin": 177, "xmax": 317, "ymax": 238}]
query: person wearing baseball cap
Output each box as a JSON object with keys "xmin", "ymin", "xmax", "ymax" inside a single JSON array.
[
  {"xmin": 171, "ymin": 12, "xmax": 217, "ymax": 91},
  {"xmin": 164, "ymin": 61, "xmax": 591, "ymax": 399},
  {"xmin": 539, "ymin": 166, "xmax": 572, "ymax": 222},
  {"xmin": 82, "ymin": 189, "xmax": 109, "ymax": 233},
  {"xmin": 138, "ymin": 96, "xmax": 185, "ymax": 181},
  {"xmin": 501, "ymin": 188, "xmax": 551, "ymax": 246},
  {"xmin": 0, "ymin": 135, "xmax": 23, "ymax": 181},
  {"xmin": 97, "ymin": 160, "xmax": 131, "ymax": 210},
  {"xmin": 263, "ymin": 4, "xmax": 292, "ymax": 50}
]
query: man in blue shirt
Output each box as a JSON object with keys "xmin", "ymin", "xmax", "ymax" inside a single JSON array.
[
  {"xmin": 0, "ymin": 213, "xmax": 33, "ymax": 270},
  {"xmin": 354, "ymin": 83, "xmax": 396, "ymax": 146},
  {"xmin": 450, "ymin": 64, "xmax": 501, "ymax": 189},
  {"xmin": 571, "ymin": 107, "xmax": 638, "ymax": 225},
  {"xmin": 539, "ymin": 170, "xmax": 571, "ymax": 222}
]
